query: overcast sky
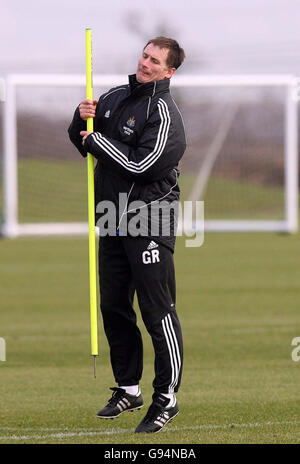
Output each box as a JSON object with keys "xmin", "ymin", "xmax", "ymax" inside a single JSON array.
[{"xmin": 1, "ymin": 0, "xmax": 300, "ymax": 75}]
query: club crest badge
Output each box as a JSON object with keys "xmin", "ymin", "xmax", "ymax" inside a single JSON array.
[{"xmin": 127, "ymin": 116, "xmax": 136, "ymax": 128}]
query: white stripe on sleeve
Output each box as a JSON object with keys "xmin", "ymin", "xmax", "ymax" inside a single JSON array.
[{"xmin": 90, "ymin": 98, "xmax": 170, "ymax": 174}]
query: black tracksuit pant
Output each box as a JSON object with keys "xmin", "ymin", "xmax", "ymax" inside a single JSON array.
[{"xmin": 99, "ymin": 236, "xmax": 183, "ymax": 394}]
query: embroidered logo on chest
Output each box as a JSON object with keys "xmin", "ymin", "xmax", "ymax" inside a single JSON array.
[
  {"xmin": 127, "ymin": 116, "xmax": 136, "ymax": 128},
  {"xmin": 123, "ymin": 115, "xmax": 136, "ymax": 136}
]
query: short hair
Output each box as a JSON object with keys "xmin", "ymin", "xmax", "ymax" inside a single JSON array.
[{"xmin": 144, "ymin": 36, "xmax": 185, "ymax": 70}]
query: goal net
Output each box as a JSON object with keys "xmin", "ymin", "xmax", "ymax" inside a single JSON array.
[{"xmin": 0, "ymin": 74, "xmax": 298, "ymax": 237}]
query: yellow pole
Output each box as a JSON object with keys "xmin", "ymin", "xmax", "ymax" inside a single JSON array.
[{"xmin": 85, "ymin": 28, "xmax": 98, "ymax": 377}]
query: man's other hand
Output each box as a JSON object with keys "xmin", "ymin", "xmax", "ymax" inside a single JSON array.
[
  {"xmin": 80, "ymin": 131, "xmax": 92, "ymax": 145},
  {"xmin": 79, "ymin": 99, "xmax": 98, "ymax": 120}
]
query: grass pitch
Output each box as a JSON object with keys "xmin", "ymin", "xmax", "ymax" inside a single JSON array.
[
  {"xmin": 17, "ymin": 160, "xmax": 285, "ymax": 222},
  {"xmin": 1, "ymin": 231, "xmax": 300, "ymax": 444}
]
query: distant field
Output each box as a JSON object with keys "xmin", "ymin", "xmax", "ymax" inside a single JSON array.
[
  {"xmin": 17, "ymin": 159, "xmax": 284, "ymax": 223},
  {"xmin": 1, "ymin": 232, "xmax": 300, "ymax": 444}
]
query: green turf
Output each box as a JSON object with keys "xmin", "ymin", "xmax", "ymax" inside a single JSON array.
[
  {"xmin": 1, "ymin": 232, "xmax": 300, "ymax": 444},
  {"xmin": 18, "ymin": 159, "xmax": 88, "ymax": 223},
  {"xmin": 17, "ymin": 159, "xmax": 284, "ymax": 223}
]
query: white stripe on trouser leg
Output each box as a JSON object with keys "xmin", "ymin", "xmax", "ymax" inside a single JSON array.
[
  {"xmin": 162, "ymin": 317, "xmax": 175, "ymax": 393},
  {"xmin": 165, "ymin": 314, "xmax": 181, "ymax": 391},
  {"xmin": 162, "ymin": 314, "xmax": 181, "ymax": 394}
]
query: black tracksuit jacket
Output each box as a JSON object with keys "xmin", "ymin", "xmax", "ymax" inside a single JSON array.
[{"xmin": 68, "ymin": 74, "xmax": 186, "ymax": 251}]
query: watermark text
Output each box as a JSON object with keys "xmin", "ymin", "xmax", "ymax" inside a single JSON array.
[{"xmin": 96, "ymin": 198, "xmax": 204, "ymax": 247}]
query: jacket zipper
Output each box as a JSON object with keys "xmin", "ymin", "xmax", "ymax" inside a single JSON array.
[{"xmin": 116, "ymin": 182, "xmax": 135, "ymax": 232}]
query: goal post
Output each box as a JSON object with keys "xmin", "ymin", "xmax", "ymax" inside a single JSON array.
[{"xmin": 0, "ymin": 73, "xmax": 298, "ymax": 237}]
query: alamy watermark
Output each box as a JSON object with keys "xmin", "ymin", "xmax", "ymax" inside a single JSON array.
[
  {"xmin": 291, "ymin": 337, "xmax": 300, "ymax": 362},
  {"xmin": 292, "ymin": 77, "xmax": 300, "ymax": 102},
  {"xmin": 96, "ymin": 197, "xmax": 204, "ymax": 247},
  {"xmin": 0, "ymin": 338, "xmax": 6, "ymax": 362},
  {"xmin": 0, "ymin": 78, "xmax": 5, "ymax": 102}
]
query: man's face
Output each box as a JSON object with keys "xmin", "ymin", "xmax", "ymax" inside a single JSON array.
[{"xmin": 136, "ymin": 43, "xmax": 176, "ymax": 83}]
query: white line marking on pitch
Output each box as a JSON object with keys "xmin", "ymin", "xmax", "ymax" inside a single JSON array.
[{"xmin": 0, "ymin": 420, "xmax": 300, "ymax": 441}]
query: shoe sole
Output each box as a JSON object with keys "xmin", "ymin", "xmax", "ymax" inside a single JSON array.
[
  {"xmin": 96, "ymin": 405, "xmax": 143, "ymax": 419},
  {"xmin": 136, "ymin": 410, "xmax": 179, "ymax": 434}
]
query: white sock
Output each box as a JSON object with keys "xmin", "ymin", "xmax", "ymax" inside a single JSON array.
[
  {"xmin": 161, "ymin": 393, "xmax": 176, "ymax": 408},
  {"xmin": 119, "ymin": 385, "xmax": 140, "ymax": 396}
]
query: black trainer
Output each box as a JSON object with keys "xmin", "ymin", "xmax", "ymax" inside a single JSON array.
[
  {"xmin": 135, "ymin": 393, "xmax": 179, "ymax": 433},
  {"xmin": 96, "ymin": 387, "xmax": 143, "ymax": 419}
]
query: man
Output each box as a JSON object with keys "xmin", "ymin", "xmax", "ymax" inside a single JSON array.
[{"xmin": 68, "ymin": 36, "xmax": 186, "ymax": 433}]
